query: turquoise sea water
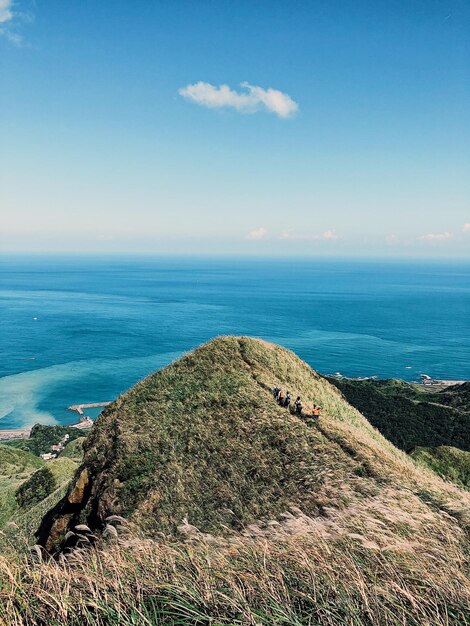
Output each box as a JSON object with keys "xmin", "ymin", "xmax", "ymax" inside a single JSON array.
[{"xmin": 0, "ymin": 256, "xmax": 469, "ymax": 429}]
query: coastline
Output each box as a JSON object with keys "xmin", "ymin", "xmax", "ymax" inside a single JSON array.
[
  {"xmin": 0, "ymin": 428, "xmax": 32, "ymax": 442},
  {"xmin": 1, "ymin": 377, "xmax": 467, "ymax": 443},
  {"xmin": 0, "ymin": 401, "xmax": 111, "ymax": 442},
  {"xmin": 0, "ymin": 420, "xmax": 93, "ymax": 442}
]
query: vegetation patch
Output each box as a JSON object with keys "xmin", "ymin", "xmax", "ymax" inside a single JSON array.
[
  {"xmin": 411, "ymin": 446, "xmax": 470, "ymax": 489},
  {"xmin": 326, "ymin": 377, "xmax": 470, "ymax": 452},
  {"xmin": 15, "ymin": 467, "xmax": 56, "ymax": 510},
  {"xmin": 5, "ymin": 424, "xmax": 89, "ymax": 458},
  {"xmin": 0, "ymin": 445, "xmax": 44, "ymax": 527},
  {"xmin": 59, "ymin": 437, "xmax": 86, "ymax": 462},
  {"xmin": 1, "ymin": 530, "xmax": 470, "ymax": 626}
]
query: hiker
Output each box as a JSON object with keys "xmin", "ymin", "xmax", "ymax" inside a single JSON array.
[
  {"xmin": 294, "ymin": 396, "xmax": 302, "ymax": 415},
  {"xmin": 284, "ymin": 392, "xmax": 291, "ymax": 408},
  {"xmin": 278, "ymin": 390, "xmax": 285, "ymax": 405},
  {"xmin": 311, "ymin": 403, "xmax": 321, "ymax": 418},
  {"xmin": 273, "ymin": 386, "xmax": 281, "ymax": 400}
]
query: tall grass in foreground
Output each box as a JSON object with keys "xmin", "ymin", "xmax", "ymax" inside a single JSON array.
[{"xmin": 1, "ymin": 532, "xmax": 469, "ymax": 626}]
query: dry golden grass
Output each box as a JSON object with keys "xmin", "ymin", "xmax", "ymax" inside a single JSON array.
[{"xmin": 1, "ymin": 520, "xmax": 469, "ymax": 626}]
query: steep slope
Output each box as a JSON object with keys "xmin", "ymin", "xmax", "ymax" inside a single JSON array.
[
  {"xmin": 411, "ymin": 445, "xmax": 470, "ymax": 489},
  {"xmin": 0, "ymin": 446, "xmax": 80, "ymax": 554},
  {"xmin": 58, "ymin": 437, "xmax": 86, "ymax": 461},
  {"xmin": 0, "ymin": 444, "xmax": 44, "ymax": 527},
  {"xmin": 39, "ymin": 337, "xmax": 469, "ymax": 549},
  {"xmin": 0, "ymin": 336, "xmax": 464, "ymax": 625},
  {"xmin": 325, "ymin": 376, "xmax": 470, "ymax": 452}
]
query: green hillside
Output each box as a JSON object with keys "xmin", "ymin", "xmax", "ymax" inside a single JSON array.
[
  {"xmin": 15, "ymin": 458, "xmax": 79, "ymax": 510},
  {"xmin": 0, "ymin": 445, "xmax": 80, "ymax": 554},
  {"xmin": 411, "ymin": 445, "xmax": 470, "ymax": 489},
  {"xmin": 2, "ymin": 338, "xmax": 469, "ymax": 625},
  {"xmin": 58, "ymin": 437, "xmax": 86, "ymax": 461},
  {"xmin": 0, "ymin": 427, "xmax": 86, "ymax": 537},
  {"xmin": 325, "ymin": 377, "xmax": 470, "ymax": 452},
  {"xmin": 0, "ymin": 445, "xmax": 44, "ymax": 527}
]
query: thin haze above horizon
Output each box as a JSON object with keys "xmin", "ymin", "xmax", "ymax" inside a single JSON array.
[{"xmin": 1, "ymin": 0, "xmax": 469, "ymax": 257}]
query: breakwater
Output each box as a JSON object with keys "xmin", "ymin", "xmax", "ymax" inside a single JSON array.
[
  {"xmin": 0, "ymin": 401, "xmax": 112, "ymax": 441},
  {"xmin": 67, "ymin": 402, "xmax": 111, "ymax": 415}
]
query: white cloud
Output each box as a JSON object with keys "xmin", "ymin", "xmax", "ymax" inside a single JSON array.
[
  {"xmin": 179, "ymin": 82, "xmax": 298, "ymax": 118},
  {"xmin": 0, "ymin": 0, "xmax": 26, "ymax": 45},
  {"xmin": 417, "ymin": 231, "xmax": 453, "ymax": 242},
  {"xmin": 463, "ymin": 223, "xmax": 470, "ymax": 232},
  {"xmin": 0, "ymin": 0, "xmax": 13, "ymax": 24},
  {"xmin": 246, "ymin": 227, "xmax": 267, "ymax": 240},
  {"xmin": 280, "ymin": 230, "xmax": 340, "ymax": 241}
]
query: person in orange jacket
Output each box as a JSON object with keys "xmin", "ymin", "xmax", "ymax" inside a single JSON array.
[{"xmin": 312, "ymin": 403, "xmax": 321, "ymax": 418}]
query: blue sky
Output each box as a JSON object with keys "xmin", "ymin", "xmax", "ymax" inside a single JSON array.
[{"xmin": 1, "ymin": 0, "xmax": 469, "ymax": 256}]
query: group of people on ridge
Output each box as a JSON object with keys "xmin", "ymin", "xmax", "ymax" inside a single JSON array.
[{"xmin": 272, "ymin": 386, "xmax": 321, "ymax": 419}]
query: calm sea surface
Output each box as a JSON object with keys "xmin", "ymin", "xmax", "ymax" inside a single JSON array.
[{"xmin": 1, "ymin": 256, "xmax": 469, "ymax": 429}]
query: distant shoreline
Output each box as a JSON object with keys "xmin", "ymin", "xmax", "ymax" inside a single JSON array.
[
  {"xmin": 0, "ymin": 428, "xmax": 32, "ymax": 442},
  {"xmin": 326, "ymin": 376, "xmax": 468, "ymax": 391},
  {"xmin": 0, "ymin": 401, "xmax": 111, "ymax": 442},
  {"xmin": 0, "ymin": 419, "xmax": 94, "ymax": 442},
  {"xmin": 1, "ymin": 377, "xmax": 467, "ymax": 443}
]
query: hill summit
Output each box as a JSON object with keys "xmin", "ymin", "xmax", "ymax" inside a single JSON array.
[
  {"xmin": 0, "ymin": 336, "xmax": 462, "ymax": 624},
  {"xmin": 39, "ymin": 337, "xmax": 469, "ymax": 553}
]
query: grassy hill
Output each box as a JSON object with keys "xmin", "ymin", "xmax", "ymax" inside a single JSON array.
[
  {"xmin": 411, "ymin": 445, "xmax": 470, "ymax": 489},
  {"xmin": 0, "ymin": 445, "xmax": 43, "ymax": 527},
  {"xmin": 39, "ymin": 336, "xmax": 430, "ymax": 543},
  {"xmin": 2, "ymin": 337, "xmax": 470, "ymax": 625},
  {"xmin": 325, "ymin": 377, "xmax": 470, "ymax": 452},
  {"xmin": 0, "ymin": 442, "xmax": 81, "ymax": 554},
  {"xmin": 0, "ymin": 427, "xmax": 86, "ymax": 544},
  {"xmin": 58, "ymin": 437, "xmax": 86, "ymax": 462}
]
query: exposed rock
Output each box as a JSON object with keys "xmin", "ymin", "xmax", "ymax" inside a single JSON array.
[
  {"xmin": 45, "ymin": 514, "xmax": 73, "ymax": 552},
  {"xmin": 76, "ymin": 536, "xmax": 91, "ymax": 548},
  {"xmin": 67, "ymin": 467, "xmax": 89, "ymax": 505}
]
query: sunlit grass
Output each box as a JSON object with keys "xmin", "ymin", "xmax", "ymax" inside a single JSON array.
[
  {"xmin": 1, "ymin": 337, "xmax": 469, "ymax": 625},
  {"xmin": 1, "ymin": 527, "xmax": 469, "ymax": 626}
]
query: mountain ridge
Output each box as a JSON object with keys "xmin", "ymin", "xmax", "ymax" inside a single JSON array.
[
  {"xmin": 38, "ymin": 336, "xmax": 469, "ymax": 550},
  {"xmin": 1, "ymin": 336, "xmax": 469, "ymax": 625}
]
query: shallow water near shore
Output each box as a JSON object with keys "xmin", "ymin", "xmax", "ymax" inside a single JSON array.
[{"xmin": 1, "ymin": 255, "xmax": 469, "ymax": 429}]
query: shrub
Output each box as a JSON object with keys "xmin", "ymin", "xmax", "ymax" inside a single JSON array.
[{"xmin": 15, "ymin": 467, "xmax": 56, "ymax": 509}]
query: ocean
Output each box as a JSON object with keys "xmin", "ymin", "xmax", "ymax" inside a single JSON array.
[{"xmin": 0, "ymin": 256, "xmax": 469, "ymax": 430}]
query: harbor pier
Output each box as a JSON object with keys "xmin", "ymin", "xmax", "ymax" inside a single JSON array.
[{"xmin": 67, "ymin": 402, "xmax": 112, "ymax": 415}]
